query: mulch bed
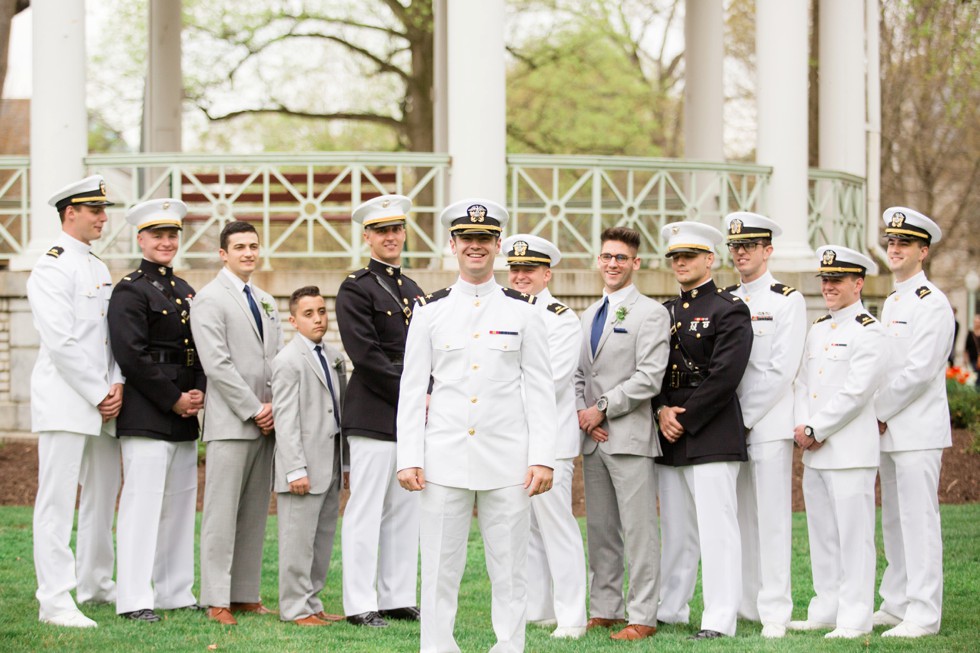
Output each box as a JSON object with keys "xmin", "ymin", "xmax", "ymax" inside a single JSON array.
[{"xmin": 1, "ymin": 429, "xmax": 977, "ymax": 516}]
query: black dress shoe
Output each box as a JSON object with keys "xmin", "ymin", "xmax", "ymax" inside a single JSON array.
[
  {"xmin": 688, "ymin": 629, "xmax": 725, "ymax": 640},
  {"xmin": 120, "ymin": 609, "xmax": 162, "ymax": 623},
  {"xmin": 379, "ymin": 606, "xmax": 421, "ymax": 621},
  {"xmin": 346, "ymin": 611, "xmax": 389, "ymax": 627},
  {"xmin": 176, "ymin": 603, "xmax": 205, "ymax": 611}
]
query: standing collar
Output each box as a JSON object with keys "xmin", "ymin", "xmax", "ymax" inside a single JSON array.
[
  {"xmin": 680, "ymin": 278, "xmax": 716, "ymax": 300},
  {"xmin": 454, "ymin": 276, "xmax": 499, "ymax": 297},
  {"xmin": 894, "ymin": 270, "xmax": 927, "ymax": 293}
]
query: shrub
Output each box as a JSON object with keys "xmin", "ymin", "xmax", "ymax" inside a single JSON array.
[{"xmin": 947, "ymin": 379, "xmax": 980, "ymax": 432}]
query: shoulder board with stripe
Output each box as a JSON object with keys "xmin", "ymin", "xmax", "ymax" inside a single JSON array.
[
  {"xmin": 770, "ymin": 282, "xmax": 798, "ymax": 296},
  {"xmin": 417, "ymin": 287, "xmax": 452, "ymax": 305},
  {"xmin": 120, "ymin": 270, "xmax": 144, "ymax": 283},
  {"xmin": 502, "ymin": 287, "xmax": 536, "ymax": 304},
  {"xmin": 546, "ymin": 301, "xmax": 570, "ymax": 315},
  {"xmin": 916, "ymin": 286, "xmax": 932, "ymax": 299},
  {"xmin": 856, "ymin": 313, "xmax": 877, "ymax": 327},
  {"xmin": 45, "ymin": 246, "xmax": 64, "ymax": 259},
  {"xmin": 346, "ymin": 266, "xmax": 371, "ymax": 280},
  {"xmin": 724, "ymin": 283, "xmax": 741, "ymax": 293},
  {"xmin": 813, "ymin": 314, "xmax": 832, "ymax": 324}
]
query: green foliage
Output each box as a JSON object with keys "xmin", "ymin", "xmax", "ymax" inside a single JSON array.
[
  {"xmin": 2, "ymin": 506, "xmax": 980, "ymax": 650},
  {"xmin": 947, "ymin": 379, "xmax": 980, "ymax": 430}
]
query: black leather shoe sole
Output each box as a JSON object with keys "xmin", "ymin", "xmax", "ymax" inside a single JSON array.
[
  {"xmin": 346, "ymin": 611, "xmax": 389, "ymax": 627},
  {"xmin": 688, "ymin": 629, "xmax": 725, "ymax": 640},
  {"xmin": 120, "ymin": 609, "xmax": 162, "ymax": 623},
  {"xmin": 379, "ymin": 606, "xmax": 421, "ymax": 621}
]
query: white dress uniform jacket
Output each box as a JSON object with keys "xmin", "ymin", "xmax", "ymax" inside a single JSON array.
[
  {"xmin": 28, "ymin": 233, "xmax": 124, "ymax": 434},
  {"xmin": 875, "ymin": 271, "xmax": 953, "ymax": 451},
  {"xmin": 732, "ymin": 271, "xmax": 806, "ymax": 442},
  {"xmin": 795, "ymin": 301, "xmax": 885, "ymax": 469},
  {"xmin": 537, "ymin": 288, "xmax": 583, "ymax": 458},
  {"xmin": 397, "ymin": 279, "xmax": 557, "ymax": 489}
]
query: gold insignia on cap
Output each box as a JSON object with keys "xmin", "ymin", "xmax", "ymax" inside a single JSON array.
[
  {"xmin": 162, "ymin": 201, "xmax": 170, "ymax": 210},
  {"xmin": 99, "ymin": 179, "xmax": 107, "ymax": 197},
  {"xmin": 514, "ymin": 240, "xmax": 529, "ymax": 257},
  {"xmin": 890, "ymin": 211, "xmax": 906, "ymax": 228},
  {"xmin": 467, "ymin": 204, "xmax": 487, "ymax": 223},
  {"xmin": 822, "ymin": 249, "xmax": 836, "ymax": 266},
  {"xmin": 730, "ymin": 218, "xmax": 743, "ymax": 234},
  {"xmin": 671, "ymin": 226, "xmax": 680, "ymax": 235},
  {"xmin": 382, "ymin": 199, "xmax": 391, "ymax": 209}
]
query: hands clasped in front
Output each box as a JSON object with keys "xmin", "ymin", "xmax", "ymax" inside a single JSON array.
[{"xmin": 397, "ymin": 464, "xmax": 554, "ymax": 497}]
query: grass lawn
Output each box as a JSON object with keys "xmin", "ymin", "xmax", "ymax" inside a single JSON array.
[{"xmin": 0, "ymin": 504, "xmax": 978, "ymax": 652}]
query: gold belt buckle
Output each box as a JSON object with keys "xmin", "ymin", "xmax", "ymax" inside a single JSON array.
[{"xmin": 186, "ymin": 349, "xmax": 196, "ymax": 367}]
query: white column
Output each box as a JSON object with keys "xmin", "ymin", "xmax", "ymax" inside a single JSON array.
[
  {"xmin": 446, "ymin": 0, "xmax": 506, "ymax": 203},
  {"xmin": 683, "ymin": 0, "xmax": 725, "ymax": 226},
  {"xmin": 12, "ymin": 0, "xmax": 88, "ymax": 270},
  {"xmin": 432, "ymin": 0, "xmax": 449, "ymax": 156},
  {"xmin": 143, "ymin": 0, "xmax": 182, "ymax": 154},
  {"xmin": 756, "ymin": 0, "xmax": 813, "ymax": 269},
  {"xmin": 819, "ymin": 0, "xmax": 864, "ymax": 177},
  {"xmin": 865, "ymin": 0, "xmax": 883, "ymax": 257}
]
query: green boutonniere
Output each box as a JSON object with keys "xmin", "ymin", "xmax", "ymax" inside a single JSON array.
[
  {"xmin": 615, "ymin": 306, "xmax": 629, "ymax": 323},
  {"xmin": 260, "ymin": 299, "xmax": 275, "ymax": 318}
]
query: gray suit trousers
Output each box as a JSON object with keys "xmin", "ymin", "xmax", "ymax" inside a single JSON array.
[
  {"xmin": 277, "ymin": 480, "xmax": 340, "ymax": 621},
  {"xmin": 583, "ymin": 446, "xmax": 660, "ymax": 625},
  {"xmin": 200, "ymin": 437, "xmax": 274, "ymax": 607}
]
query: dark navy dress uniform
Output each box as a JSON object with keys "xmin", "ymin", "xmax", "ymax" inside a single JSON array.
[
  {"xmin": 109, "ymin": 261, "xmax": 206, "ymax": 440},
  {"xmin": 655, "ymin": 279, "xmax": 753, "ymax": 465}
]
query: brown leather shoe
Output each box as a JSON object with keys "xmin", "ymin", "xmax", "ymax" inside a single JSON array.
[
  {"xmin": 206, "ymin": 607, "xmax": 238, "ymax": 626},
  {"xmin": 294, "ymin": 615, "xmax": 329, "ymax": 627},
  {"xmin": 314, "ymin": 611, "xmax": 345, "ymax": 622},
  {"xmin": 586, "ymin": 617, "xmax": 626, "ymax": 631},
  {"xmin": 610, "ymin": 624, "xmax": 657, "ymax": 641},
  {"xmin": 230, "ymin": 602, "xmax": 276, "ymax": 615}
]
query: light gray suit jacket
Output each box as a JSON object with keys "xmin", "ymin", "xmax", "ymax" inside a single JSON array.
[
  {"xmin": 191, "ymin": 270, "xmax": 285, "ymax": 442},
  {"xmin": 575, "ymin": 285, "xmax": 670, "ymax": 458},
  {"xmin": 271, "ymin": 336, "xmax": 345, "ymax": 494}
]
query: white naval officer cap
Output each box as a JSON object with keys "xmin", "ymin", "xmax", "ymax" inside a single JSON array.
[
  {"xmin": 815, "ymin": 245, "xmax": 878, "ymax": 278},
  {"xmin": 501, "ymin": 233, "xmax": 562, "ymax": 267},
  {"xmin": 724, "ymin": 211, "xmax": 783, "ymax": 241},
  {"xmin": 352, "ymin": 194, "xmax": 412, "ymax": 229},
  {"xmin": 47, "ymin": 174, "xmax": 115, "ymax": 211},
  {"xmin": 882, "ymin": 207, "xmax": 942, "ymax": 245},
  {"xmin": 126, "ymin": 198, "xmax": 186, "ymax": 232},
  {"xmin": 661, "ymin": 221, "xmax": 723, "ymax": 257},
  {"xmin": 440, "ymin": 198, "xmax": 509, "ymax": 237}
]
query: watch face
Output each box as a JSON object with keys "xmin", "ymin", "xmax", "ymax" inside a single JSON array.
[{"xmin": 804, "ymin": 426, "xmax": 814, "ymax": 437}]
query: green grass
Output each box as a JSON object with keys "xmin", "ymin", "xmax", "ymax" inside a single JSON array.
[{"xmin": 1, "ymin": 505, "xmax": 978, "ymax": 651}]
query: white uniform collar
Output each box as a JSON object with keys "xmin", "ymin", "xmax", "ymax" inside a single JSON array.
[
  {"xmin": 536, "ymin": 287, "xmax": 555, "ymax": 304},
  {"xmin": 893, "ymin": 270, "xmax": 927, "ymax": 293},
  {"xmin": 740, "ymin": 270, "xmax": 774, "ymax": 294},
  {"xmin": 58, "ymin": 231, "xmax": 93, "ymax": 255},
  {"xmin": 455, "ymin": 276, "xmax": 499, "ymax": 297},
  {"xmin": 829, "ymin": 299, "xmax": 866, "ymax": 322}
]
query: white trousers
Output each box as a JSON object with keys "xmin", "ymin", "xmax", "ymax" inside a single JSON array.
[
  {"xmin": 341, "ymin": 436, "xmax": 420, "ymax": 615},
  {"xmin": 527, "ymin": 458, "xmax": 587, "ymax": 628},
  {"xmin": 658, "ymin": 461, "xmax": 741, "ymax": 636},
  {"xmin": 116, "ymin": 438, "xmax": 197, "ymax": 614},
  {"xmin": 802, "ymin": 466, "xmax": 876, "ymax": 631},
  {"xmin": 878, "ymin": 449, "xmax": 944, "ymax": 633},
  {"xmin": 419, "ymin": 482, "xmax": 529, "ymax": 653},
  {"xmin": 736, "ymin": 440, "xmax": 794, "ymax": 626},
  {"xmin": 33, "ymin": 429, "xmax": 120, "ymax": 619}
]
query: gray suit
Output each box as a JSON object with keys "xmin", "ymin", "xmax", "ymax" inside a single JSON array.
[
  {"xmin": 272, "ymin": 335, "xmax": 345, "ymax": 621},
  {"xmin": 574, "ymin": 285, "xmax": 670, "ymax": 625},
  {"xmin": 191, "ymin": 269, "xmax": 284, "ymax": 608}
]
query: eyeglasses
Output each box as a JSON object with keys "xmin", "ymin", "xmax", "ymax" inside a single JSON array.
[
  {"xmin": 598, "ymin": 253, "xmax": 635, "ymax": 263},
  {"xmin": 727, "ymin": 241, "xmax": 763, "ymax": 253}
]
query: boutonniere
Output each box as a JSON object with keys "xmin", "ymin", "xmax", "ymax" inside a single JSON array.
[
  {"xmin": 260, "ymin": 298, "xmax": 275, "ymax": 318},
  {"xmin": 333, "ymin": 357, "xmax": 347, "ymax": 374},
  {"xmin": 615, "ymin": 306, "xmax": 629, "ymax": 323}
]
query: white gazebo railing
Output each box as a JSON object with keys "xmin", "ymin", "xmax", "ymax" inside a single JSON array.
[{"xmin": 0, "ymin": 153, "xmax": 867, "ymax": 270}]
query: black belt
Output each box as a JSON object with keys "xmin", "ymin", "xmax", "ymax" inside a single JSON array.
[
  {"xmin": 669, "ymin": 369, "xmax": 704, "ymax": 389},
  {"xmin": 387, "ymin": 353, "xmax": 404, "ymax": 366},
  {"xmin": 147, "ymin": 349, "xmax": 196, "ymax": 367}
]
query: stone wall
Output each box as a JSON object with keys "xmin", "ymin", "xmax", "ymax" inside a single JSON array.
[{"xmin": 0, "ymin": 267, "xmax": 892, "ymax": 435}]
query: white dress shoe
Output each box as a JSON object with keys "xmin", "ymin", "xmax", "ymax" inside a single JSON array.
[
  {"xmin": 882, "ymin": 622, "xmax": 932, "ymax": 638},
  {"xmin": 529, "ymin": 618, "xmax": 557, "ymax": 628},
  {"xmin": 873, "ymin": 609, "xmax": 902, "ymax": 627},
  {"xmin": 551, "ymin": 626, "xmax": 587, "ymax": 639},
  {"xmin": 761, "ymin": 624, "xmax": 786, "ymax": 638},
  {"xmin": 825, "ymin": 627, "xmax": 868, "ymax": 639},
  {"xmin": 41, "ymin": 611, "xmax": 98, "ymax": 628},
  {"xmin": 788, "ymin": 620, "xmax": 835, "ymax": 631}
]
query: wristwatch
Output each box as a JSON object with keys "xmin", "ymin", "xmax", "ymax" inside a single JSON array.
[
  {"xmin": 596, "ymin": 396, "xmax": 608, "ymax": 413},
  {"xmin": 804, "ymin": 425, "xmax": 815, "ymax": 439}
]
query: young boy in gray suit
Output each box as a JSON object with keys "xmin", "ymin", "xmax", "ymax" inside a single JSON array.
[{"xmin": 272, "ymin": 286, "xmax": 346, "ymax": 626}]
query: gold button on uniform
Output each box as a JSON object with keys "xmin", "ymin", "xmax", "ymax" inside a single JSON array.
[
  {"xmin": 471, "ymin": 397, "xmax": 477, "ymax": 403},
  {"xmin": 468, "ymin": 428, "xmax": 475, "ymax": 436}
]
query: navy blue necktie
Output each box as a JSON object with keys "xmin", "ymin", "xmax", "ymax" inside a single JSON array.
[
  {"xmin": 314, "ymin": 345, "xmax": 340, "ymax": 423},
  {"xmin": 243, "ymin": 285, "xmax": 264, "ymax": 340},
  {"xmin": 590, "ymin": 296, "xmax": 609, "ymax": 356}
]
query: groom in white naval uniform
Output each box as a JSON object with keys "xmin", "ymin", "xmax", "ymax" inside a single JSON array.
[
  {"xmin": 873, "ymin": 207, "xmax": 953, "ymax": 638},
  {"xmin": 397, "ymin": 198, "xmax": 557, "ymax": 653},
  {"xmin": 724, "ymin": 212, "xmax": 806, "ymax": 639},
  {"xmin": 501, "ymin": 233, "xmax": 588, "ymax": 640}
]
